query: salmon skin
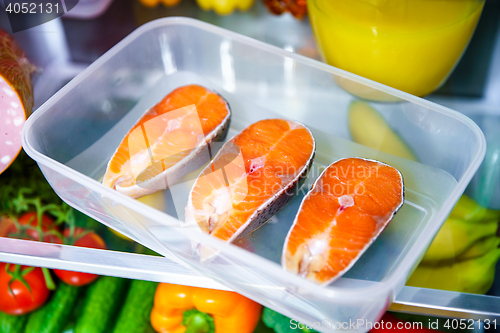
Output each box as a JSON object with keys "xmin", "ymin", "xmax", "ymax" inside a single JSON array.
[
  {"xmin": 102, "ymin": 84, "xmax": 231, "ymax": 199},
  {"xmin": 282, "ymin": 157, "xmax": 404, "ymax": 285},
  {"xmin": 185, "ymin": 119, "xmax": 316, "ymax": 244}
]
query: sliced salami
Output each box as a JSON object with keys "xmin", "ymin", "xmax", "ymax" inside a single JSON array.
[
  {"xmin": 0, "ymin": 29, "xmax": 34, "ymax": 174},
  {"xmin": 1, "ymin": 77, "xmax": 25, "ymax": 169}
]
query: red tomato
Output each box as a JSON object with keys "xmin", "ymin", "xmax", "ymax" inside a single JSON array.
[
  {"xmin": 53, "ymin": 227, "xmax": 106, "ymax": 286},
  {"xmin": 2, "ymin": 212, "xmax": 59, "ymax": 242},
  {"xmin": 0, "ymin": 263, "xmax": 50, "ymax": 315}
]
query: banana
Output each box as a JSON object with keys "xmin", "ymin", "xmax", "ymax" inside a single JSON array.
[
  {"xmin": 108, "ymin": 191, "xmax": 166, "ymax": 240},
  {"xmin": 450, "ymin": 195, "xmax": 500, "ymax": 223},
  {"xmin": 137, "ymin": 191, "xmax": 167, "ymax": 211},
  {"xmin": 348, "ymin": 101, "xmax": 418, "ymax": 161},
  {"xmin": 421, "ymin": 195, "xmax": 500, "ymax": 263},
  {"xmin": 407, "ymin": 247, "xmax": 500, "ymax": 294},
  {"xmin": 457, "ymin": 236, "xmax": 500, "ymax": 261},
  {"xmin": 347, "ymin": 101, "xmax": 499, "ymax": 221},
  {"xmin": 347, "ymin": 100, "xmax": 500, "ymax": 269},
  {"xmin": 421, "ymin": 217, "xmax": 498, "ymax": 264}
]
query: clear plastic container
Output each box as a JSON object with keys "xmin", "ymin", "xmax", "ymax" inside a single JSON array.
[{"xmin": 22, "ymin": 18, "xmax": 485, "ymax": 332}]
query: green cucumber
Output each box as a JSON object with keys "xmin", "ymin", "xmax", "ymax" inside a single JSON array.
[
  {"xmin": 75, "ymin": 276, "xmax": 129, "ymax": 333},
  {"xmin": 111, "ymin": 279, "xmax": 158, "ymax": 333},
  {"xmin": 0, "ymin": 311, "xmax": 27, "ymax": 333},
  {"xmin": 61, "ymin": 285, "xmax": 88, "ymax": 333},
  {"xmin": 24, "ymin": 281, "xmax": 80, "ymax": 333}
]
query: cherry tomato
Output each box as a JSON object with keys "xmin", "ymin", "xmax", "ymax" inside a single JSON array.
[
  {"xmin": 53, "ymin": 227, "xmax": 106, "ymax": 286},
  {"xmin": 2, "ymin": 212, "xmax": 59, "ymax": 242},
  {"xmin": 0, "ymin": 263, "xmax": 50, "ymax": 315}
]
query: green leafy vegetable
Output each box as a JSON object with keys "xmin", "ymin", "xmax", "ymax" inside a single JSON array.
[{"xmin": 0, "ymin": 151, "xmax": 67, "ymax": 219}]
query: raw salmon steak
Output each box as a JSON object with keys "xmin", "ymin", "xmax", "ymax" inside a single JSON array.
[
  {"xmin": 185, "ymin": 119, "xmax": 315, "ymax": 243},
  {"xmin": 102, "ymin": 84, "xmax": 231, "ymax": 198},
  {"xmin": 283, "ymin": 157, "xmax": 404, "ymax": 285}
]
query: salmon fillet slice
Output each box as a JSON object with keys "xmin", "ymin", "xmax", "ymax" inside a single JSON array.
[
  {"xmin": 283, "ymin": 157, "xmax": 404, "ymax": 285},
  {"xmin": 102, "ymin": 84, "xmax": 231, "ymax": 198},
  {"xmin": 186, "ymin": 118, "xmax": 316, "ymax": 243}
]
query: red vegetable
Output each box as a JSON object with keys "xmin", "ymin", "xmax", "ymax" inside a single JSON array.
[
  {"xmin": 2, "ymin": 212, "xmax": 59, "ymax": 242},
  {"xmin": 262, "ymin": 0, "xmax": 307, "ymax": 19},
  {"xmin": 0, "ymin": 263, "xmax": 50, "ymax": 315},
  {"xmin": 53, "ymin": 227, "xmax": 106, "ymax": 286}
]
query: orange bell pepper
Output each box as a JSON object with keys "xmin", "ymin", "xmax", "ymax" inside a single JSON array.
[{"xmin": 151, "ymin": 283, "xmax": 262, "ymax": 333}]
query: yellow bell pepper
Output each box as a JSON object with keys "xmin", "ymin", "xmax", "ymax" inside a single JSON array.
[
  {"xmin": 195, "ymin": 0, "xmax": 254, "ymax": 15},
  {"xmin": 150, "ymin": 283, "xmax": 262, "ymax": 333}
]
